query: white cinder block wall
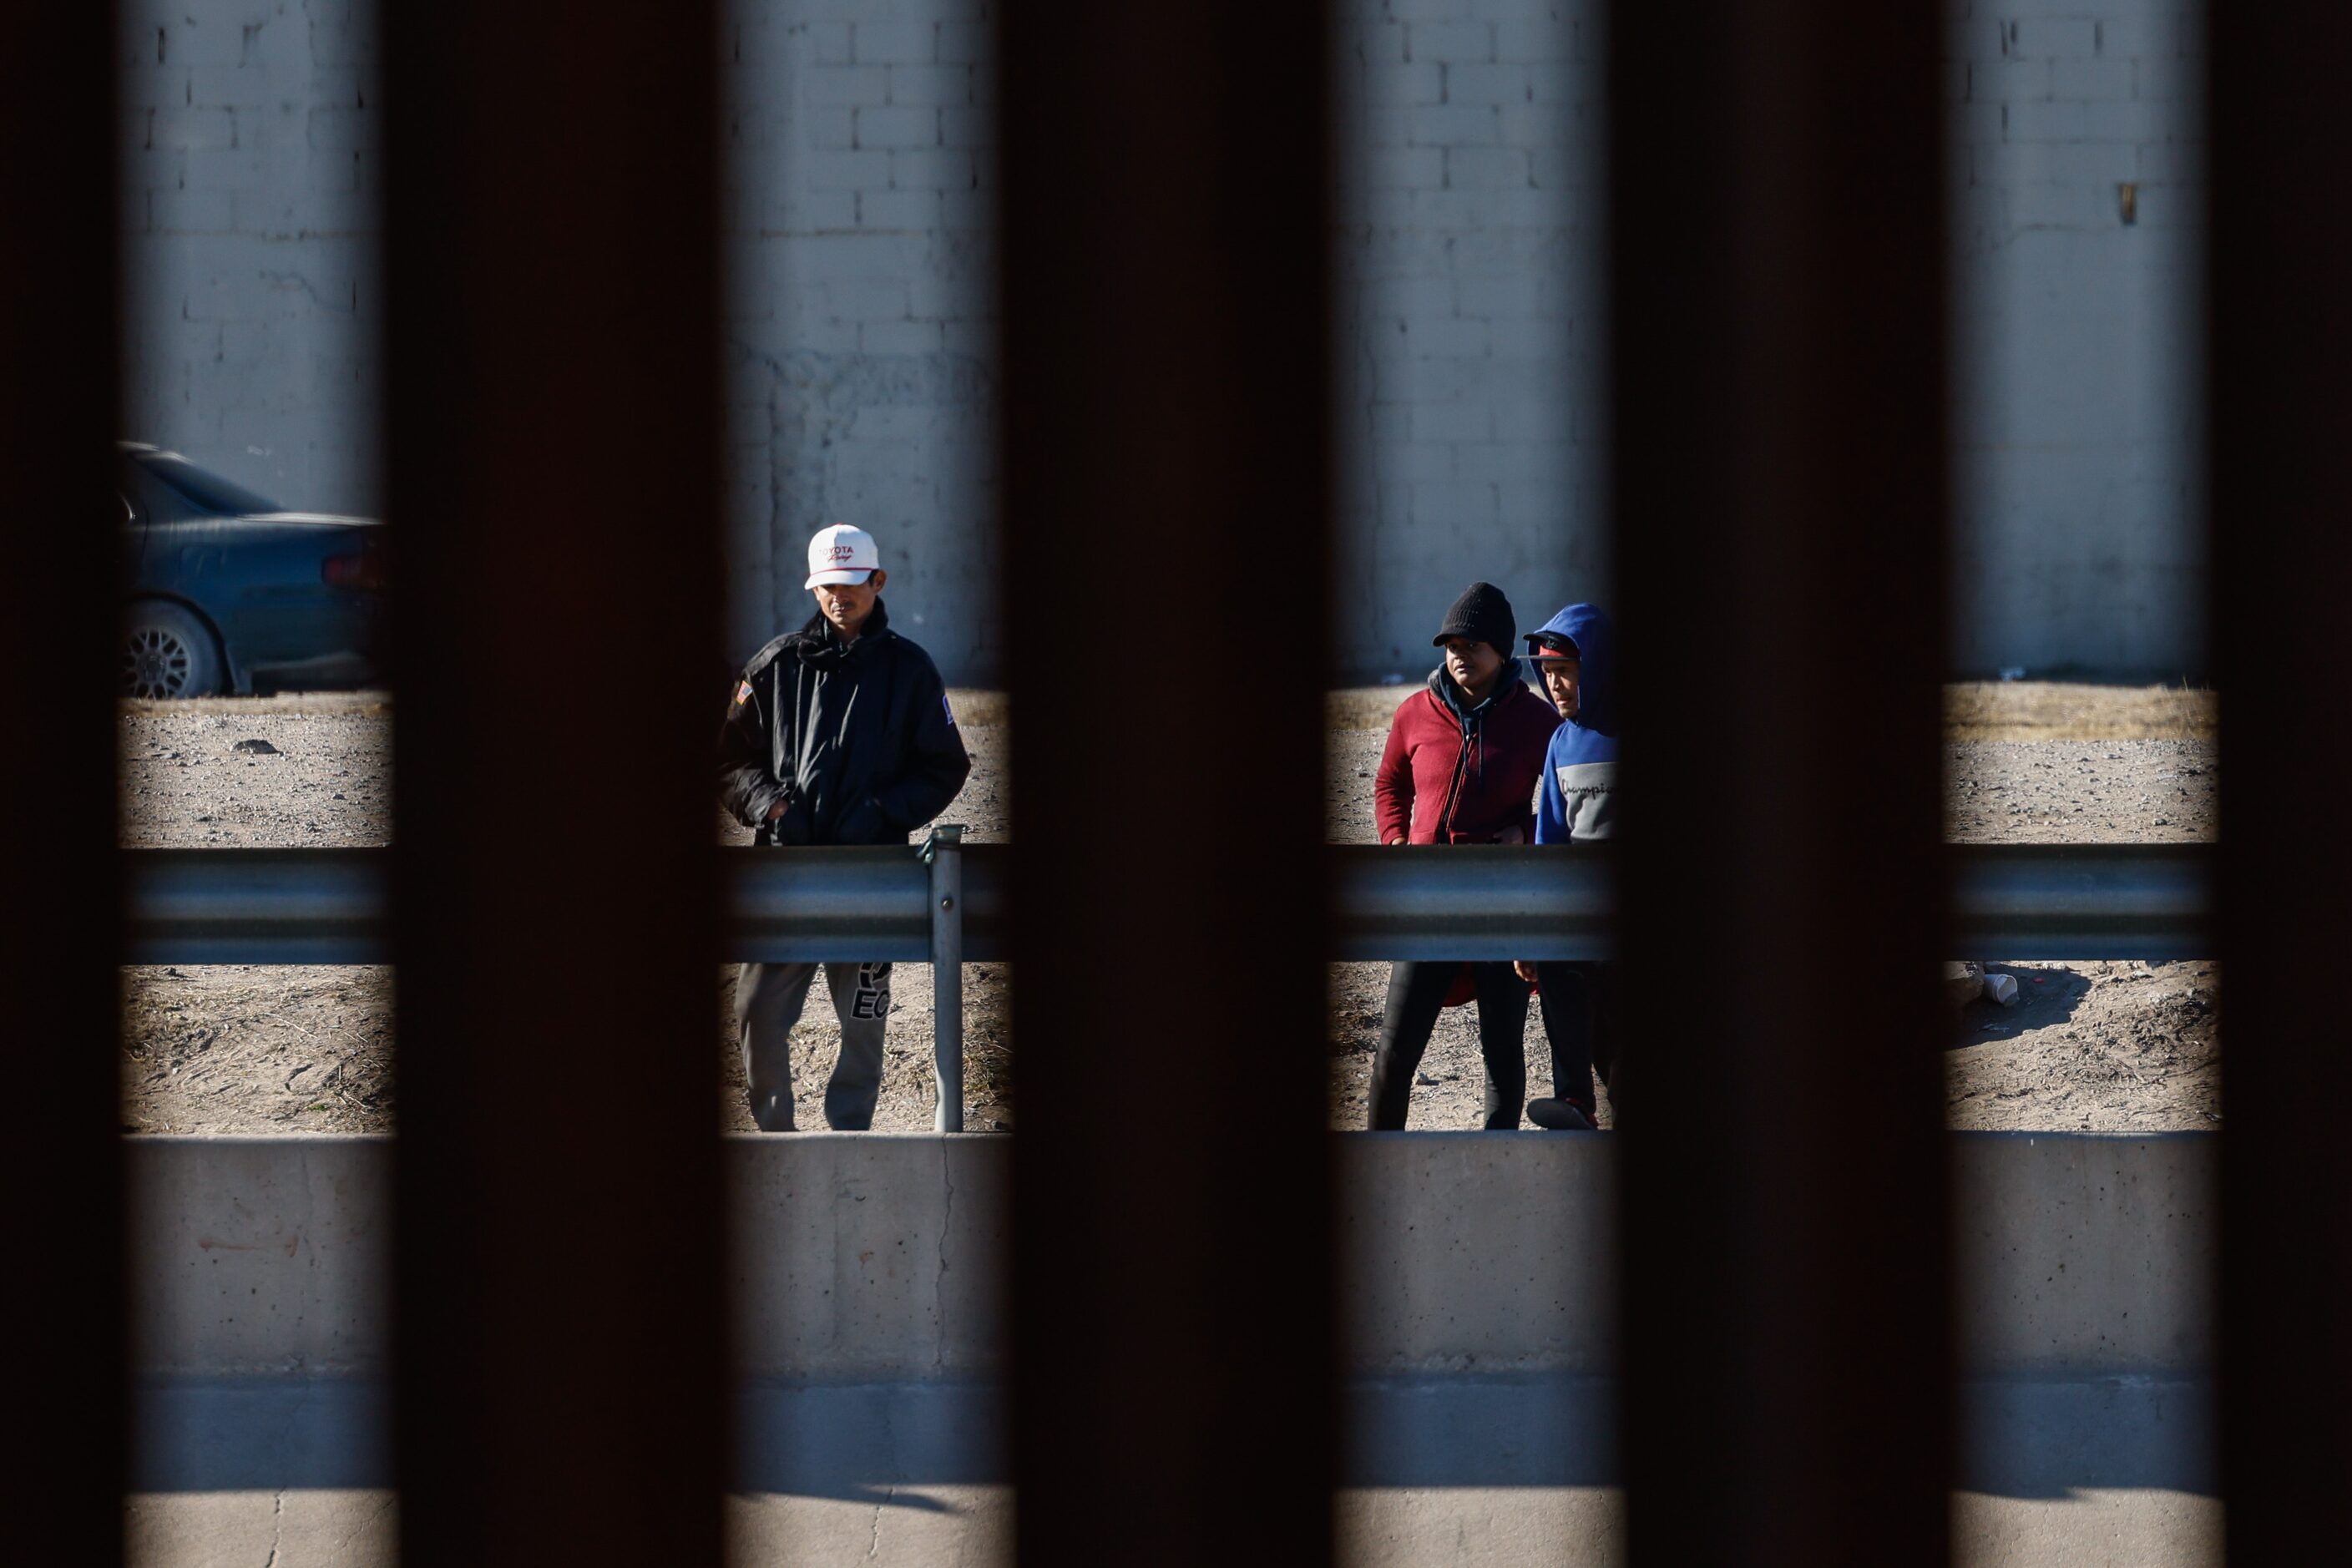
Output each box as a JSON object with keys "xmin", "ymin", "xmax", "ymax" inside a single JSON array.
[
  {"xmin": 119, "ymin": 0, "xmax": 380, "ymax": 518},
  {"xmin": 118, "ymin": 0, "xmax": 2211, "ymax": 685},
  {"xmin": 720, "ymin": 0, "xmax": 1001, "ymax": 676},
  {"xmin": 1333, "ymin": 0, "xmax": 1606, "ymax": 680},
  {"xmin": 1948, "ymin": 3, "xmax": 2206, "ymax": 678}
]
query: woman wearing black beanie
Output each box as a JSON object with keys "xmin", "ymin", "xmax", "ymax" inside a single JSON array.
[{"xmin": 1366, "ymin": 582, "xmax": 1561, "ymax": 1128}]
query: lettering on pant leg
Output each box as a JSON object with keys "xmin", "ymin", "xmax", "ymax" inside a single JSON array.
[{"xmin": 851, "ymin": 962, "xmax": 893, "ymax": 1020}]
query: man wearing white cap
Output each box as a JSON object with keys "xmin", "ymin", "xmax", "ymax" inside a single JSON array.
[{"xmin": 718, "ymin": 524, "xmax": 972, "ymax": 1130}]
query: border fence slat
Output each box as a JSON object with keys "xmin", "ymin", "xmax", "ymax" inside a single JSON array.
[
  {"xmin": 382, "ymin": 5, "xmax": 729, "ymax": 1560},
  {"xmin": 1609, "ymin": 0, "xmax": 1955, "ymax": 1559},
  {"xmin": 2211, "ymin": 12, "xmax": 2352, "ymax": 1560},
  {"xmin": 3, "ymin": 7, "xmax": 123, "ymax": 1561},
  {"xmin": 996, "ymin": 2, "xmax": 1338, "ymax": 1560}
]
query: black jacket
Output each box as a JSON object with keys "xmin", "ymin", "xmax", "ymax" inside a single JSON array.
[{"xmin": 717, "ymin": 601, "xmax": 972, "ymax": 846}]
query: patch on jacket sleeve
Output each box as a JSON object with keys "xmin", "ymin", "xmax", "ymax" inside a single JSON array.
[{"xmin": 733, "ymin": 679, "xmax": 755, "ymax": 709}]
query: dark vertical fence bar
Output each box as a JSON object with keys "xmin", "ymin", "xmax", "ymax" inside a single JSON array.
[
  {"xmin": 996, "ymin": 3, "xmax": 1337, "ymax": 1561},
  {"xmin": 1609, "ymin": 0, "xmax": 1952, "ymax": 1560},
  {"xmin": 2, "ymin": 7, "xmax": 122, "ymax": 1561},
  {"xmin": 382, "ymin": 6, "xmax": 727, "ymax": 1561},
  {"xmin": 2211, "ymin": 13, "xmax": 2352, "ymax": 1560}
]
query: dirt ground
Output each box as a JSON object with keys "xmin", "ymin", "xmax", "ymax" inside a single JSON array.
[
  {"xmin": 114, "ymin": 692, "xmax": 1010, "ymax": 1136},
  {"xmin": 119, "ymin": 680, "xmax": 2218, "ymax": 1136},
  {"xmin": 1933, "ymin": 681, "xmax": 2219, "ymax": 1131}
]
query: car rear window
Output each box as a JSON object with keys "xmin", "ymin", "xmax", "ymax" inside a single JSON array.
[{"xmin": 139, "ymin": 455, "xmax": 284, "ymax": 517}]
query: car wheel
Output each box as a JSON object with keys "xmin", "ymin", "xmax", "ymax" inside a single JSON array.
[{"xmin": 121, "ymin": 601, "xmax": 224, "ymax": 699}]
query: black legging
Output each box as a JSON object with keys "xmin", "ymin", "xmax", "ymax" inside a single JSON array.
[
  {"xmin": 1368, "ymin": 960, "xmax": 1530, "ymax": 1130},
  {"xmin": 1532, "ymin": 960, "xmax": 1618, "ymax": 1124}
]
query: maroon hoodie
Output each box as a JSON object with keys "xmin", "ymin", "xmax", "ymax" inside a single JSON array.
[{"xmin": 1373, "ymin": 667, "xmax": 1560, "ymax": 846}]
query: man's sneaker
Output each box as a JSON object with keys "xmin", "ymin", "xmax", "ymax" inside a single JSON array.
[{"xmin": 1526, "ymin": 1097, "xmax": 1593, "ymax": 1131}]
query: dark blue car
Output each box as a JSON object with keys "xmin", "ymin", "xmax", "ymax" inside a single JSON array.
[{"xmin": 119, "ymin": 443, "xmax": 387, "ymax": 698}]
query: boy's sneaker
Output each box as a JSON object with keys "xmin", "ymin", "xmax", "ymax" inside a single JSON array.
[{"xmin": 1526, "ymin": 1097, "xmax": 1593, "ymax": 1131}]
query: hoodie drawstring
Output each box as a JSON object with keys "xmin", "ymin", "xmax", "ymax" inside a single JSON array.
[{"xmin": 1438, "ymin": 706, "xmax": 1485, "ymax": 840}]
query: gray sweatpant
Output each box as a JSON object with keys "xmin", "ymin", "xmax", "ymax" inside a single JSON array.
[{"xmin": 736, "ymin": 960, "xmax": 893, "ymax": 1131}]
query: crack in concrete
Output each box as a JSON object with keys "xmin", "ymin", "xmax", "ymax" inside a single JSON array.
[
  {"xmin": 262, "ymin": 1487, "xmax": 284, "ymax": 1566},
  {"xmin": 864, "ymin": 1484, "xmax": 894, "ymax": 1560}
]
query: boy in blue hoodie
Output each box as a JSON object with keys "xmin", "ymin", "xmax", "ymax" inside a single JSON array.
[{"xmin": 1514, "ymin": 603, "xmax": 1620, "ymax": 1130}]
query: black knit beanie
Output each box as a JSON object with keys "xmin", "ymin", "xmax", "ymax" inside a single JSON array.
[{"xmin": 1431, "ymin": 582, "xmax": 1516, "ymax": 659}]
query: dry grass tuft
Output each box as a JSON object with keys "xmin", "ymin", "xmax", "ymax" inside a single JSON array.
[
  {"xmin": 944, "ymin": 688, "xmax": 1008, "ymax": 728},
  {"xmin": 1943, "ymin": 681, "xmax": 2215, "ymax": 742},
  {"xmin": 1327, "ymin": 686, "xmax": 1420, "ymax": 731},
  {"xmin": 1331, "ymin": 680, "xmax": 2218, "ymax": 742}
]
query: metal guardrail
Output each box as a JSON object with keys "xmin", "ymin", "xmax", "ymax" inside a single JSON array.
[
  {"xmin": 125, "ymin": 847, "xmax": 392, "ymax": 965},
  {"xmin": 1949, "ymin": 842, "xmax": 2212, "ymax": 962},
  {"xmin": 122, "ymin": 841, "xmax": 2214, "ymax": 966},
  {"xmin": 1332, "ymin": 845, "xmax": 1610, "ymax": 961}
]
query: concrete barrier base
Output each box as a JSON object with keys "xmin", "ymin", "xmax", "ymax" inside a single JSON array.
[{"xmin": 123, "ymin": 1132, "xmax": 2221, "ymax": 1566}]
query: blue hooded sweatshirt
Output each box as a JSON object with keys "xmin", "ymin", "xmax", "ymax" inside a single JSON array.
[{"xmin": 1526, "ymin": 604, "xmax": 1618, "ymax": 845}]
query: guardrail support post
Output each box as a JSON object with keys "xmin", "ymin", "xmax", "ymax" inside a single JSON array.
[{"xmin": 922, "ymin": 824, "xmax": 967, "ymax": 1132}]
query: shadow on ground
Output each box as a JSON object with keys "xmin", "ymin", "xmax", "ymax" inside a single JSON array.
[{"xmin": 1950, "ymin": 964, "xmax": 2090, "ymax": 1050}]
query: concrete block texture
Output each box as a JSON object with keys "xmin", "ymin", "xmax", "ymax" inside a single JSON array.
[
  {"xmin": 2009, "ymin": 18, "xmax": 2101, "ymax": 59},
  {"xmin": 1950, "ymin": 0, "xmax": 2207, "ymax": 677},
  {"xmin": 122, "ymin": 0, "xmax": 381, "ymax": 517},
  {"xmin": 127, "ymin": 1136, "xmax": 391, "ymax": 1377},
  {"xmin": 730, "ymin": 1134, "xmax": 1008, "ymax": 1378},
  {"xmin": 854, "ymin": 20, "xmax": 937, "ymax": 63},
  {"xmin": 124, "ymin": 1133, "xmax": 1019, "ymax": 1383},
  {"xmin": 1954, "ymin": 1133, "xmax": 2217, "ymax": 1373},
  {"xmin": 1338, "ymin": 1134, "xmax": 1616, "ymax": 1373},
  {"xmin": 129, "ymin": 1130, "xmax": 2219, "ymax": 1383},
  {"xmin": 1338, "ymin": 0, "xmax": 1600, "ymax": 680},
  {"xmin": 1409, "ymin": 21, "xmax": 1495, "ymax": 63},
  {"xmin": 725, "ymin": 0, "xmax": 1000, "ymax": 680}
]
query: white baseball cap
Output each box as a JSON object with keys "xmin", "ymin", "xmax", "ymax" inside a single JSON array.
[{"xmin": 805, "ymin": 523, "xmax": 881, "ymax": 589}]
